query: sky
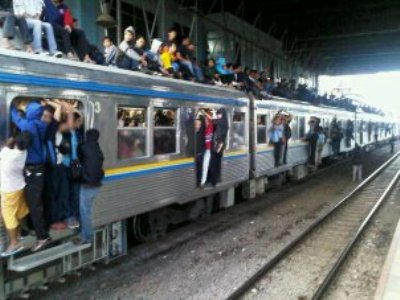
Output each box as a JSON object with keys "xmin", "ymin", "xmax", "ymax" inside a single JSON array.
[{"xmin": 319, "ymin": 72, "xmax": 400, "ymax": 117}]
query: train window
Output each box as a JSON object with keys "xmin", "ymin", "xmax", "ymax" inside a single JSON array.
[
  {"xmin": 117, "ymin": 106, "xmax": 147, "ymax": 160},
  {"xmin": 231, "ymin": 112, "xmax": 246, "ymax": 149},
  {"xmin": 153, "ymin": 108, "xmax": 177, "ymax": 155},
  {"xmin": 257, "ymin": 115, "xmax": 268, "ymax": 145},
  {"xmin": 298, "ymin": 116, "xmax": 306, "ymax": 138}
]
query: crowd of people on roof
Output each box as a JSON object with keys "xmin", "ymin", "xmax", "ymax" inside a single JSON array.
[
  {"xmin": 0, "ymin": 0, "xmax": 384, "ymax": 115},
  {"xmin": 0, "ymin": 98, "xmax": 104, "ymax": 256}
]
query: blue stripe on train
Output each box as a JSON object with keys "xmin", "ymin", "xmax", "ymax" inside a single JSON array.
[
  {"xmin": 0, "ymin": 72, "xmax": 247, "ymax": 106},
  {"xmin": 104, "ymin": 153, "xmax": 248, "ymax": 182}
]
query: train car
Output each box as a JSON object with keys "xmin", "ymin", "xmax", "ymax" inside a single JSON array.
[{"xmin": 0, "ymin": 49, "xmax": 397, "ymax": 299}]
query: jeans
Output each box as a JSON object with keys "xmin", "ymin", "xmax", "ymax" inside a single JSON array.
[
  {"xmin": 79, "ymin": 185, "xmax": 100, "ymax": 242},
  {"xmin": 26, "ymin": 18, "xmax": 57, "ymax": 54},
  {"xmin": 117, "ymin": 56, "xmax": 140, "ymax": 70},
  {"xmin": 3, "ymin": 14, "xmax": 32, "ymax": 44}
]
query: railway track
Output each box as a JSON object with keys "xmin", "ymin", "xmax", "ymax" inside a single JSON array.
[{"xmin": 226, "ymin": 151, "xmax": 400, "ymax": 300}]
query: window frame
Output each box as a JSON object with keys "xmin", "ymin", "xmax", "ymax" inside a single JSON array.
[
  {"xmin": 256, "ymin": 113, "xmax": 268, "ymax": 145},
  {"xmin": 116, "ymin": 105, "xmax": 150, "ymax": 161},
  {"xmin": 152, "ymin": 106, "xmax": 180, "ymax": 156},
  {"xmin": 230, "ymin": 110, "xmax": 247, "ymax": 150}
]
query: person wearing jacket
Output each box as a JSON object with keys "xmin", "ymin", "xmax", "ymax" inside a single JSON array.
[
  {"xmin": 195, "ymin": 115, "xmax": 206, "ymax": 187},
  {"xmin": 52, "ymin": 0, "xmax": 93, "ymax": 62},
  {"xmin": 43, "ymin": 0, "xmax": 75, "ymax": 59},
  {"xmin": 117, "ymin": 26, "xmax": 147, "ymax": 70},
  {"xmin": 209, "ymin": 108, "xmax": 229, "ymax": 186},
  {"xmin": 76, "ymin": 129, "xmax": 104, "ymax": 244},
  {"xmin": 0, "ymin": 0, "xmax": 33, "ymax": 51},
  {"xmin": 13, "ymin": 0, "xmax": 62, "ymax": 57},
  {"xmin": 11, "ymin": 102, "xmax": 53, "ymax": 251}
]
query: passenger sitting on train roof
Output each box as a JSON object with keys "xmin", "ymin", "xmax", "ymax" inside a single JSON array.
[
  {"xmin": 103, "ymin": 36, "xmax": 117, "ymax": 66},
  {"xmin": 0, "ymin": 0, "xmax": 33, "ymax": 52},
  {"xmin": 52, "ymin": 0, "xmax": 94, "ymax": 63},
  {"xmin": 176, "ymin": 37, "xmax": 196, "ymax": 80},
  {"xmin": 0, "ymin": 132, "xmax": 32, "ymax": 257},
  {"xmin": 43, "ymin": 0, "xmax": 76, "ymax": 60},
  {"xmin": 13, "ymin": 0, "xmax": 62, "ymax": 57},
  {"xmin": 159, "ymin": 43, "xmax": 174, "ymax": 76},
  {"xmin": 116, "ymin": 26, "xmax": 148, "ymax": 71}
]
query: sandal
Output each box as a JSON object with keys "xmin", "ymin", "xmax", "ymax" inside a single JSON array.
[{"xmin": 1, "ymin": 245, "xmax": 24, "ymax": 257}]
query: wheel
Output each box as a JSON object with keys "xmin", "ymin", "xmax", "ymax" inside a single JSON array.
[{"xmin": 132, "ymin": 209, "xmax": 169, "ymax": 242}]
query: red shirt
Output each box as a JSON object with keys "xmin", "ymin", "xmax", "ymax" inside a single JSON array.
[{"xmin": 204, "ymin": 122, "xmax": 214, "ymax": 150}]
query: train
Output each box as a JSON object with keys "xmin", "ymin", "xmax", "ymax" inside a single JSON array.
[{"xmin": 0, "ymin": 49, "xmax": 398, "ymax": 299}]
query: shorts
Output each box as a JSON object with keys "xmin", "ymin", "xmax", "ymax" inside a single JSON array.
[{"xmin": 1, "ymin": 189, "xmax": 29, "ymax": 229}]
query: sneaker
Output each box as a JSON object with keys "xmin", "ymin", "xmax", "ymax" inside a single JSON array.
[
  {"xmin": 1, "ymin": 245, "xmax": 24, "ymax": 257},
  {"xmin": 67, "ymin": 220, "xmax": 80, "ymax": 230},
  {"xmin": 31, "ymin": 237, "xmax": 52, "ymax": 252},
  {"xmin": 51, "ymin": 51, "xmax": 63, "ymax": 58},
  {"xmin": 50, "ymin": 222, "xmax": 67, "ymax": 231},
  {"xmin": 37, "ymin": 51, "xmax": 50, "ymax": 56}
]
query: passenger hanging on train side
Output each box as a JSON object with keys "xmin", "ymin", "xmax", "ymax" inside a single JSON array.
[
  {"xmin": 74, "ymin": 129, "xmax": 104, "ymax": 245},
  {"xmin": 330, "ymin": 119, "xmax": 342, "ymax": 157},
  {"xmin": 315, "ymin": 126, "xmax": 326, "ymax": 169},
  {"xmin": 0, "ymin": 132, "xmax": 32, "ymax": 256},
  {"xmin": 11, "ymin": 101, "xmax": 53, "ymax": 251},
  {"xmin": 0, "ymin": 0, "xmax": 33, "ymax": 52},
  {"xmin": 209, "ymin": 108, "xmax": 229, "ymax": 186},
  {"xmin": 345, "ymin": 120, "xmax": 354, "ymax": 148},
  {"xmin": 268, "ymin": 115, "xmax": 284, "ymax": 168},
  {"xmin": 352, "ymin": 144, "xmax": 364, "ymax": 182},
  {"xmin": 195, "ymin": 115, "xmax": 206, "ymax": 187},
  {"xmin": 280, "ymin": 111, "xmax": 293, "ymax": 165},
  {"xmin": 63, "ymin": 109, "xmax": 83, "ymax": 230},
  {"xmin": 199, "ymin": 109, "xmax": 214, "ymax": 188},
  {"xmin": 13, "ymin": 0, "xmax": 62, "ymax": 57},
  {"xmin": 390, "ymin": 135, "xmax": 396, "ymax": 154},
  {"xmin": 305, "ymin": 117, "xmax": 319, "ymax": 169},
  {"xmin": 42, "ymin": 100, "xmax": 73, "ymax": 230}
]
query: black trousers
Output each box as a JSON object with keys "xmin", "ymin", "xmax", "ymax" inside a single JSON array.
[
  {"xmin": 44, "ymin": 165, "xmax": 70, "ymax": 224},
  {"xmin": 309, "ymin": 141, "xmax": 317, "ymax": 165},
  {"xmin": 273, "ymin": 141, "xmax": 282, "ymax": 167},
  {"xmin": 24, "ymin": 165, "xmax": 49, "ymax": 240},
  {"xmin": 209, "ymin": 151, "xmax": 223, "ymax": 185},
  {"xmin": 52, "ymin": 23, "xmax": 73, "ymax": 54},
  {"xmin": 283, "ymin": 142, "xmax": 289, "ymax": 164},
  {"xmin": 70, "ymin": 29, "xmax": 90, "ymax": 61},
  {"xmin": 3, "ymin": 14, "xmax": 32, "ymax": 44},
  {"xmin": 195, "ymin": 153, "xmax": 203, "ymax": 186}
]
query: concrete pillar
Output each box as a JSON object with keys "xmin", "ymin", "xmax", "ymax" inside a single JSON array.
[
  {"xmin": 242, "ymin": 179, "xmax": 256, "ymax": 200},
  {"xmin": 220, "ymin": 188, "xmax": 235, "ymax": 208},
  {"xmin": 256, "ymin": 177, "xmax": 265, "ymax": 195},
  {"xmin": 292, "ymin": 164, "xmax": 308, "ymax": 180}
]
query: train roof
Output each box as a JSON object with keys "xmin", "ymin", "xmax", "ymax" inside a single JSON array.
[{"xmin": 0, "ymin": 50, "xmax": 393, "ymax": 123}]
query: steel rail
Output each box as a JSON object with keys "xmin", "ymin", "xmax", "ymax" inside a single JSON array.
[
  {"xmin": 225, "ymin": 151, "xmax": 400, "ymax": 300},
  {"xmin": 311, "ymin": 169, "xmax": 400, "ymax": 300}
]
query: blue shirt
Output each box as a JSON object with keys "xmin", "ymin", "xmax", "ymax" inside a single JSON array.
[{"xmin": 62, "ymin": 130, "xmax": 78, "ymax": 166}]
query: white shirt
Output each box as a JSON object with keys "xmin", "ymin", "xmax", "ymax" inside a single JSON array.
[
  {"xmin": 13, "ymin": 0, "xmax": 44, "ymax": 18},
  {"xmin": 0, "ymin": 147, "xmax": 27, "ymax": 193}
]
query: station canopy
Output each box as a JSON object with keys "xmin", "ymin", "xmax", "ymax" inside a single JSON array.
[{"xmin": 181, "ymin": 0, "xmax": 400, "ymax": 75}]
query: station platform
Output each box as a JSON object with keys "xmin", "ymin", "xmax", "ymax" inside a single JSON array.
[{"xmin": 375, "ymin": 216, "xmax": 400, "ymax": 299}]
